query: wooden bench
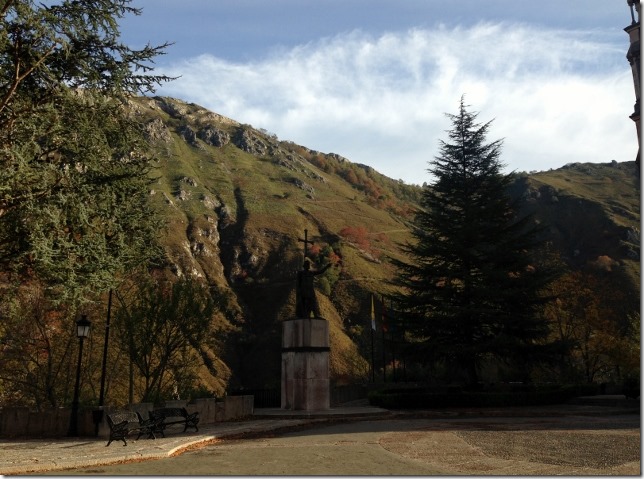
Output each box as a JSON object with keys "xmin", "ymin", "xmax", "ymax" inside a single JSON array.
[
  {"xmin": 148, "ymin": 407, "xmax": 199, "ymax": 437},
  {"xmin": 105, "ymin": 411, "xmax": 160, "ymax": 446}
]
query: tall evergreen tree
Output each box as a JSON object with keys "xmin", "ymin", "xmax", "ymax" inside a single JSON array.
[
  {"xmin": 393, "ymin": 98, "xmax": 557, "ymax": 386},
  {"xmin": 0, "ymin": 0, "xmax": 171, "ymax": 304}
]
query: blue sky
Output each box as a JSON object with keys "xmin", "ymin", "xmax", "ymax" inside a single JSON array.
[{"xmin": 119, "ymin": 1, "xmax": 638, "ymax": 184}]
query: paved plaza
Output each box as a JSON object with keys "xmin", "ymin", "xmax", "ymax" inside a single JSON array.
[{"xmin": 0, "ymin": 398, "xmax": 639, "ymax": 476}]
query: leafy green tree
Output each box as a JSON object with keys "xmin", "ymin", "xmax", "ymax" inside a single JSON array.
[
  {"xmin": 0, "ymin": 283, "xmax": 77, "ymax": 409},
  {"xmin": 542, "ymin": 271, "xmax": 640, "ymax": 383},
  {"xmin": 0, "ymin": 0, "xmax": 171, "ymax": 304},
  {"xmin": 393, "ymin": 98, "xmax": 558, "ymax": 386},
  {"xmin": 115, "ymin": 275, "xmax": 217, "ymax": 404}
]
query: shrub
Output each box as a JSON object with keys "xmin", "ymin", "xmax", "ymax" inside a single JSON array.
[{"xmin": 318, "ymin": 277, "xmax": 331, "ymax": 296}]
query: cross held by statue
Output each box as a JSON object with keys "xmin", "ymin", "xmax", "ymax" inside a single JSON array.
[{"xmin": 298, "ymin": 228, "xmax": 315, "ymax": 260}]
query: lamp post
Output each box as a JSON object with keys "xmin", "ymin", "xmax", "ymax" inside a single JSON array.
[
  {"xmin": 94, "ymin": 289, "xmax": 113, "ymax": 436},
  {"xmin": 68, "ymin": 315, "xmax": 91, "ymax": 437}
]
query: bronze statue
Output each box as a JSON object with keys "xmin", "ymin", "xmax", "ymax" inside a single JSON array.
[{"xmin": 296, "ymin": 258, "xmax": 331, "ymax": 319}]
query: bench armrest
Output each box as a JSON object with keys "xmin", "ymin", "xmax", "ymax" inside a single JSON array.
[
  {"xmin": 112, "ymin": 420, "xmax": 129, "ymax": 432},
  {"xmin": 140, "ymin": 417, "xmax": 159, "ymax": 428}
]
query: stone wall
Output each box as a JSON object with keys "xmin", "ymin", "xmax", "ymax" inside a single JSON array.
[{"xmin": 0, "ymin": 395, "xmax": 254, "ymax": 439}]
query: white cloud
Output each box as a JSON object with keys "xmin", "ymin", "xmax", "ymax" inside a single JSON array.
[{"xmin": 156, "ymin": 22, "xmax": 636, "ymax": 184}]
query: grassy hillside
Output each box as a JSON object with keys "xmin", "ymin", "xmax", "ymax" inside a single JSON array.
[
  {"xmin": 132, "ymin": 96, "xmax": 421, "ymax": 390},
  {"xmin": 514, "ymin": 162, "xmax": 640, "ymax": 314},
  {"xmin": 131, "ymin": 96, "xmax": 640, "ymax": 392}
]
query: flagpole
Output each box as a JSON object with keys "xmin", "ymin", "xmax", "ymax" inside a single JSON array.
[
  {"xmin": 390, "ymin": 299, "xmax": 397, "ymax": 383},
  {"xmin": 382, "ymin": 326, "xmax": 386, "ymax": 383},
  {"xmin": 398, "ymin": 299, "xmax": 407, "ymax": 381},
  {"xmin": 381, "ymin": 295, "xmax": 387, "ymax": 383},
  {"xmin": 370, "ymin": 294, "xmax": 375, "ymax": 383},
  {"xmin": 370, "ymin": 327, "xmax": 375, "ymax": 383}
]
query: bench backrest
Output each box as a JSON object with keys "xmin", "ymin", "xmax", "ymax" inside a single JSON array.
[
  {"xmin": 107, "ymin": 411, "xmax": 140, "ymax": 427},
  {"xmin": 149, "ymin": 407, "xmax": 187, "ymax": 420}
]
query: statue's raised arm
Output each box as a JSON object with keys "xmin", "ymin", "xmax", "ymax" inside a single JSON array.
[{"xmin": 295, "ymin": 259, "xmax": 331, "ymax": 319}]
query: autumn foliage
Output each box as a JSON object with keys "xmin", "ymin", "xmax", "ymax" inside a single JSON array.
[{"xmin": 338, "ymin": 226, "xmax": 388, "ymax": 260}]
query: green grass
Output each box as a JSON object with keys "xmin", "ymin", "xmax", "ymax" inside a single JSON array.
[{"xmin": 530, "ymin": 162, "xmax": 639, "ymax": 230}]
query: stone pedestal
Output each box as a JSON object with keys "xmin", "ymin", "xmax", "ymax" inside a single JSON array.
[{"xmin": 281, "ymin": 318, "xmax": 330, "ymax": 410}]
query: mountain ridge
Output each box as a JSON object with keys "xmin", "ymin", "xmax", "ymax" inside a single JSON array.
[{"xmin": 131, "ymin": 95, "xmax": 640, "ymax": 393}]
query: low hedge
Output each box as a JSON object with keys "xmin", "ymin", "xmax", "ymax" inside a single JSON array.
[{"xmin": 368, "ymin": 384, "xmax": 597, "ymax": 409}]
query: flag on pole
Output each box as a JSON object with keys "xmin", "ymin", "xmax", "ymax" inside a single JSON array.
[
  {"xmin": 382, "ymin": 295, "xmax": 388, "ymax": 333},
  {"xmin": 370, "ymin": 294, "xmax": 376, "ymax": 330}
]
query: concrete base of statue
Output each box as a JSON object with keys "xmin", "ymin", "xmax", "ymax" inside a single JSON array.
[{"xmin": 281, "ymin": 318, "xmax": 330, "ymax": 411}]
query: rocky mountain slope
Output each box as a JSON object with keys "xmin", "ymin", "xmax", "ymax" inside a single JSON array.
[
  {"xmin": 515, "ymin": 161, "xmax": 640, "ymax": 313},
  {"xmin": 130, "ymin": 96, "xmax": 640, "ymax": 393}
]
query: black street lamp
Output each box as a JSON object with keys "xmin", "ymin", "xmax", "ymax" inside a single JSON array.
[{"xmin": 67, "ymin": 315, "xmax": 91, "ymax": 437}]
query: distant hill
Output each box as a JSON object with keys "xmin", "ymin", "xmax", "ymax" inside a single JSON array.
[
  {"xmin": 514, "ymin": 161, "xmax": 639, "ymax": 312},
  {"xmin": 130, "ymin": 96, "xmax": 640, "ymax": 392}
]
